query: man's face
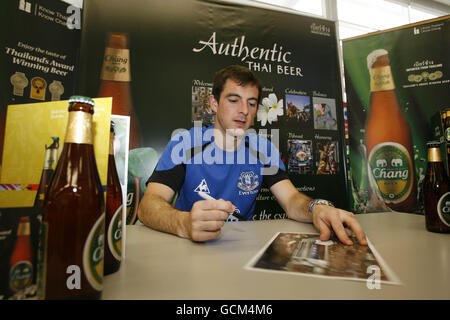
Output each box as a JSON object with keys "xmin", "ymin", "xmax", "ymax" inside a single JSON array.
[{"xmin": 210, "ymin": 79, "xmax": 259, "ymax": 137}]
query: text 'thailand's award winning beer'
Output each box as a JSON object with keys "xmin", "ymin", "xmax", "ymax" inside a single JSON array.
[
  {"xmin": 423, "ymin": 142, "xmax": 450, "ymax": 233},
  {"xmin": 104, "ymin": 123, "xmax": 123, "ymax": 275},
  {"xmin": 38, "ymin": 96, "xmax": 105, "ymax": 300},
  {"xmin": 98, "ymin": 32, "xmax": 142, "ymax": 225},
  {"xmin": 365, "ymin": 49, "xmax": 417, "ymax": 212},
  {"xmin": 34, "ymin": 137, "xmax": 60, "ymax": 209},
  {"xmin": 9, "ymin": 216, "xmax": 33, "ymax": 299}
]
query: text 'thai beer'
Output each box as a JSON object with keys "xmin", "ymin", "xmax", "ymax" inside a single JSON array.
[
  {"xmin": 365, "ymin": 49, "xmax": 417, "ymax": 212},
  {"xmin": 38, "ymin": 96, "xmax": 105, "ymax": 300},
  {"xmin": 423, "ymin": 142, "xmax": 450, "ymax": 233},
  {"xmin": 104, "ymin": 122, "xmax": 123, "ymax": 275}
]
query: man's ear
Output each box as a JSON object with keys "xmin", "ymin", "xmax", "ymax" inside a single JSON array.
[{"xmin": 209, "ymin": 95, "xmax": 218, "ymax": 113}]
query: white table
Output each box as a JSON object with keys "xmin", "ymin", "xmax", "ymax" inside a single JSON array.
[{"xmin": 102, "ymin": 212, "xmax": 450, "ymax": 300}]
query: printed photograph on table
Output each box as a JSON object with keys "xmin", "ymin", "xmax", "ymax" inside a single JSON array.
[
  {"xmin": 245, "ymin": 232, "xmax": 401, "ymax": 285},
  {"xmin": 313, "ymin": 97, "xmax": 338, "ymax": 131},
  {"xmin": 287, "ymin": 140, "xmax": 313, "ymax": 175},
  {"xmin": 315, "ymin": 140, "xmax": 339, "ymax": 175},
  {"xmin": 284, "ymin": 94, "xmax": 311, "ymax": 125},
  {"xmin": 192, "ymin": 86, "xmax": 214, "ymax": 125}
]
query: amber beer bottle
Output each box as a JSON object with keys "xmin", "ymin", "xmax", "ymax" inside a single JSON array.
[
  {"xmin": 38, "ymin": 96, "xmax": 105, "ymax": 299},
  {"xmin": 104, "ymin": 123, "xmax": 123, "ymax": 275},
  {"xmin": 98, "ymin": 32, "xmax": 141, "ymax": 225},
  {"xmin": 423, "ymin": 142, "xmax": 450, "ymax": 233},
  {"xmin": 34, "ymin": 137, "xmax": 59, "ymax": 209},
  {"xmin": 9, "ymin": 216, "xmax": 33, "ymax": 297},
  {"xmin": 365, "ymin": 49, "xmax": 417, "ymax": 212}
]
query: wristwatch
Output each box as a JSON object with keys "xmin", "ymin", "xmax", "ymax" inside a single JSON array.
[{"xmin": 308, "ymin": 199, "xmax": 334, "ymax": 216}]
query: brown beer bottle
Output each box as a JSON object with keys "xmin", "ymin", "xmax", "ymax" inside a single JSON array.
[
  {"xmin": 423, "ymin": 142, "xmax": 450, "ymax": 233},
  {"xmin": 34, "ymin": 137, "xmax": 60, "ymax": 209},
  {"xmin": 38, "ymin": 96, "xmax": 105, "ymax": 300},
  {"xmin": 9, "ymin": 216, "xmax": 33, "ymax": 298},
  {"xmin": 365, "ymin": 49, "xmax": 417, "ymax": 212},
  {"xmin": 98, "ymin": 32, "xmax": 141, "ymax": 149},
  {"xmin": 104, "ymin": 122, "xmax": 123, "ymax": 275},
  {"xmin": 98, "ymin": 32, "xmax": 141, "ymax": 225}
]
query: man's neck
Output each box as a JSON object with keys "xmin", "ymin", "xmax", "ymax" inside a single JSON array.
[{"xmin": 213, "ymin": 128, "xmax": 245, "ymax": 152}]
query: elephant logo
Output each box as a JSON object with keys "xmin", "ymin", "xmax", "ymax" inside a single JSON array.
[
  {"xmin": 391, "ymin": 158, "xmax": 403, "ymax": 167},
  {"xmin": 376, "ymin": 159, "xmax": 387, "ymax": 167}
]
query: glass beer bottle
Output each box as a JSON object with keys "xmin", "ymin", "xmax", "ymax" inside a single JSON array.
[
  {"xmin": 423, "ymin": 142, "xmax": 450, "ymax": 233},
  {"xmin": 38, "ymin": 96, "xmax": 105, "ymax": 300},
  {"xmin": 98, "ymin": 32, "xmax": 141, "ymax": 149},
  {"xmin": 34, "ymin": 137, "xmax": 60, "ymax": 209},
  {"xmin": 365, "ymin": 49, "xmax": 417, "ymax": 212},
  {"xmin": 98, "ymin": 32, "xmax": 141, "ymax": 225},
  {"xmin": 9, "ymin": 216, "xmax": 33, "ymax": 298},
  {"xmin": 104, "ymin": 122, "xmax": 123, "ymax": 275}
]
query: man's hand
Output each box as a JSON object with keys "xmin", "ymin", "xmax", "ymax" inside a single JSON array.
[
  {"xmin": 312, "ymin": 205, "xmax": 368, "ymax": 246},
  {"xmin": 188, "ymin": 199, "xmax": 233, "ymax": 242}
]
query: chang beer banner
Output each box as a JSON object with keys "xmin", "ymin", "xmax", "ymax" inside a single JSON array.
[
  {"xmin": 79, "ymin": 0, "xmax": 348, "ymax": 221},
  {"xmin": 0, "ymin": 0, "xmax": 82, "ymax": 175},
  {"xmin": 343, "ymin": 16, "xmax": 449, "ymax": 214}
]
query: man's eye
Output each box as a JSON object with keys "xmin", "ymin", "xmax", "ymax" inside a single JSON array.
[
  {"xmin": 229, "ymin": 99, "xmax": 238, "ymax": 103},
  {"xmin": 248, "ymin": 102, "xmax": 257, "ymax": 108}
]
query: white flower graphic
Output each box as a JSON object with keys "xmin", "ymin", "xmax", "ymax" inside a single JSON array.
[{"xmin": 257, "ymin": 93, "xmax": 283, "ymax": 126}]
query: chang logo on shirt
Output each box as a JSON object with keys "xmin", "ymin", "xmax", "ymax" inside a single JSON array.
[{"xmin": 237, "ymin": 171, "xmax": 259, "ymax": 194}]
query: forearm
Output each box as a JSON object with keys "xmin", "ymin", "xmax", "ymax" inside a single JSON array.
[
  {"xmin": 137, "ymin": 193, "xmax": 190, "ymax": 239},
  {"xmin": 284, "ymin": 192, "xmax": 313, "ymax": 223}
]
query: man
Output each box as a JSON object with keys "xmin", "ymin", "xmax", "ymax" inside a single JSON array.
[{"xmin": 138, "ymin": 65, "xmax": 367, "ymax": 245}]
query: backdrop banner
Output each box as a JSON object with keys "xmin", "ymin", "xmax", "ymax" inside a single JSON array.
[
  {"xmin": 343, "ymin": 16, "xmax": 449, "ymax": 214},
  {"xmin": 80, "ymin": 0, "xmax": 349, "ymax": 220}
]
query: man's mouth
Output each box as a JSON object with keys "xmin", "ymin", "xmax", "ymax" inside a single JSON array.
[{"xmin": 234, "ymin": 119, "xmax": 247, "ymax": 127}]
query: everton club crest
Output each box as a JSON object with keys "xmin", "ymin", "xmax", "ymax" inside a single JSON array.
[{"xmin": 237, "ymin": 171, "xmax": 259, "ymax": 192}]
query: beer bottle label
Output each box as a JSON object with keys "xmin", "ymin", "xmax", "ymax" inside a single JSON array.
[
  {"xmin": 83, "ymin": 214, "xmax": 105, "ymax": 291},
  {"xmin": 368, "ymin": 142, "xmax": 413, "ymax": 204},
  {"xmin": 126, "ymin": 175, "xmax": 139, "ymax": 225},
  {"xmin": 107, "ymin": 205, "xmax": 123, "ymax": 261},
  {"xmin": 10, "ymin": 261, "xmax": 33, "ymax": 292},
  {"xmin": 370, "ymin": 66, "xmax": 395, "ymax": 92},
  {"xmin": 65, "ymin": 112, "xmax": 93, "ymax": 144},
  {"xmin": 437, "ymin": 192, "xmax": 450, "ymax": 227},
  {"xmin": 446, "ymin": 127, "xmax": 450, "ymax": 143},
  {"xmin": 100, "ymin": 48, "xmax": 131, "ymax": 82},
  {"xmin": 37, "ymin": 222, "xmax": 48, "ymax": 299}
]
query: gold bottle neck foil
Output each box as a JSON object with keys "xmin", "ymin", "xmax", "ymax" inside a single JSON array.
[
  {"xmin": 17, "ymin": 221, "xmax": 30, "ymax": 236},
  {"xmin": 370, "ymin": 65, "xmax": 395, "ymax": 92},
  {"xmin": 100, "ymin": 47, "xmax": 131, "ymax": 82},
  {"xmin": 427, "ymin": 147, "xmax": 442, "ymax": 162},
  {"xmin": 64, "ymin": 111, "xmax": 93, "ymax": 144}
]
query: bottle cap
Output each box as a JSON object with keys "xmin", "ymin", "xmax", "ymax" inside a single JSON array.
[
  {"xmin": 426, "ymin": 141, "xmax": 440, "ymax": 148},
  {"xmin": 367, "ymin": 49, "xmax": 389, "ymax": 70},
  {"xmin": 68, "ymin": 95, "xmax": 95, "ymax": 106}
]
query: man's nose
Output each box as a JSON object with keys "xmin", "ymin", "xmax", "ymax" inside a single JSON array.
[{"xmin": 238, "ymin": 100, "xmax": 249, "ymax": 115}]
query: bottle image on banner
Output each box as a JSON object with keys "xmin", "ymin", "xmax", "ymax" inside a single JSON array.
[
  {"xmin": 37, "ymin": 96, "xmax": 105, "ymax": 300},
  {"xmin": 365, "ymin": 49, "xmax": 417, "ymax": 212},
  {"xmin": 9, "ymin": 216, "xmax": 33, "ymax": 299},
  {"xmin": 34, "ymin": 137, "xmax": 60, "ymax": 209},
  {"xmin": 423, "ymin": 142, "xmax": 450, "ymax": 233},
  {"xmin": 98, "ymin": 32, "xmax": 142, "ymax": 225},
  {"xmin": 104, "ymin": 122, "xmax": 123, "ymax": 275}
]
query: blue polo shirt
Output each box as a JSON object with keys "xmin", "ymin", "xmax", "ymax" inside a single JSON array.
[{"xmin": 147, "ymin": 125, "xmax": 288, "ymax": 220}]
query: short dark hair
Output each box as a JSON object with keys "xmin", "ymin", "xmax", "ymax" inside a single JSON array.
[{"xmin": 212, "ymin": 65, "xmax": 262, "ymax": 105}]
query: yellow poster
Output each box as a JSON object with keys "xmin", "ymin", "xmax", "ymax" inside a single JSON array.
[{"xmin": 0, "ymin": 98, "xmax": 112, "ymax": 207}]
